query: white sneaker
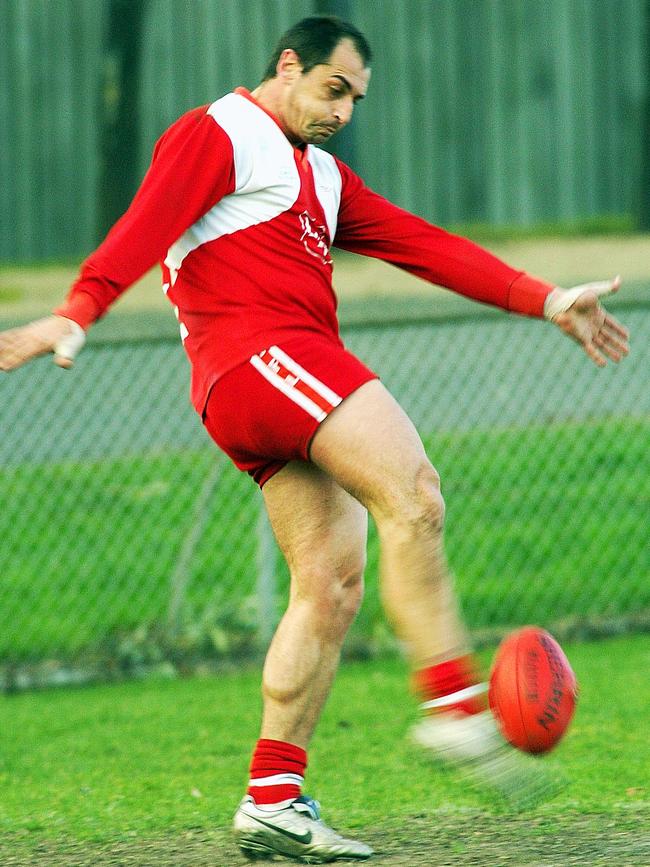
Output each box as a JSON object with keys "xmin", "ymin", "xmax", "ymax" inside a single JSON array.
[
  {"xmin": 411, "ymin": 710, "xmax": 562, "ymax": 808},
  {"xmin": 233, "ymin": 794, "xmax": 374, "ymax": 863}
]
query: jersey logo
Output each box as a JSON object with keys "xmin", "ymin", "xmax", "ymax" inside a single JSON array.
[{"xmin": 299, "ymin": 211, "xmax": 332, "ymax": 265}]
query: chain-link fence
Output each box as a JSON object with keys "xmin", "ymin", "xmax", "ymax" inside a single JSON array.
[{"xmin": 1, "ymin": 299, "xmax": 648, "ymax": 687}]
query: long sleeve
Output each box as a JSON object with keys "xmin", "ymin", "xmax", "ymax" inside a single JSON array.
[
  {"xmin": 334, "ymin": 159, "xmax": 553, "ymax": 317},
  {"xmin": 55, "ymin": 106, "xmax": 237, "ymax": 328}
]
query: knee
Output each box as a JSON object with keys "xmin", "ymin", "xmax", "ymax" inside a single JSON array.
[
  {"xmin": 335, "ymin": 562, "xmax": 366, "ymax": 625},
  {"xmin": 378, "ymin": 461, "xmax": 445, "ymax": 537},
  {"xmin": 414, "ymin": 462, "xmax": 445, "ymax": 530},
  {"xmin": 294, "ymin": 557, "xmax": 366, "ymax": 637}
]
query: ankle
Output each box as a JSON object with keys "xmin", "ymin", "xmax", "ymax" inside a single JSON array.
[
  {"xmin": 413, "ymin": 653, "xmax": 487, "ymax": 716},
  {"xmin": 247, "ymin": 738, "xmax": 307, "ymax": 809}
]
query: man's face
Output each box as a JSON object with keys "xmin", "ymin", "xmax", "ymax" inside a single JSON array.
[{"xmin": 281, "ymin": 39, "xmax": 370, "ymax": 145}]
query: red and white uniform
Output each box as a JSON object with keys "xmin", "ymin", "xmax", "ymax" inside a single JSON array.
[{"xmin": 57, "ymin": 87, "xmax": 554, "ymax": 417}]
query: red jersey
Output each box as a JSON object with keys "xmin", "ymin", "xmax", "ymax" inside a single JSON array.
[{"xmin": 56, "ymin": 87, "xmax": 553, "ymax": 413}]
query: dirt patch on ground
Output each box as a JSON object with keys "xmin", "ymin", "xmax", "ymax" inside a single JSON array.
[{"xmin": 2, "ymin": 811, "xmax": 649, "ymax": 866}]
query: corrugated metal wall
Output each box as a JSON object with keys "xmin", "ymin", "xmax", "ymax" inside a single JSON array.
[
  {"xmin": 350, "ymin": 0, "xmax": 646, "ymax": 225},
  {"xmin": 0, "ymin": 0, "xmax": 107, "ymax": 259},
  {"xmin": 137, "ymin": 0, "xmax": 319, "ymax": 178},
  {"xmin": 0, "ymin": 0, "xmax": 646, "ymax": 261}
]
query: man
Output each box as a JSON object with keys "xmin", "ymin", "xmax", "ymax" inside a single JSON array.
[{"xmin": 0, "ymin": 16, "xmax": 629, "ymax": 864}]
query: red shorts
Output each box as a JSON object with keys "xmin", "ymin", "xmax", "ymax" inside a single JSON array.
[{"xmin": 202, "ymin": 333, "xmax": 378, "ymax": 487}]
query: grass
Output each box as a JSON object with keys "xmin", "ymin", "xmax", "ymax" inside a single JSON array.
[
  {"xmin": 0, "ymin": 635, "xmax": 648, "ymax": 864},
  {"xmin": 0, "ymin": 285, "xmax": 22, "ymax": 303},
  {"xmin": 447, "ymin": 213, "xmax": 636, "ymax": 243},
  {"xmin": 1, "ymin": 416, "xmax": 648, "ymax": 668}
]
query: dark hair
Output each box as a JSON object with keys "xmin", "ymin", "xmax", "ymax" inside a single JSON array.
[{"xmin": 262, "ymin": 16, "xmax": 372, "ymax": 81}]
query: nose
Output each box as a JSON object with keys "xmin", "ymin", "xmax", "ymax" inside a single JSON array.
[{"xmin": 333, "ymin": 96, "xmax": 354, "ymax": 126}]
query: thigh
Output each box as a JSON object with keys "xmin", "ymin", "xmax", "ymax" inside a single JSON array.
[
  {"xmin": 262, "ymin": 460, "xmax": 368, "ymax": 593},
  {"xmin": 309, "ymin": 378, "xmax": 436, "ymax": 516}
]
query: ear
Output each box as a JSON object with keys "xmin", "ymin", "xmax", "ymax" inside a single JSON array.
[{"xmin": 276, "ymin": 48, "xmax": 303, "ymax": 82}]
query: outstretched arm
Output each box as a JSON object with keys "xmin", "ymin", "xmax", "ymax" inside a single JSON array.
[
  {"xmin": 334, "ymin": 161, "xmax": 629, "ymax": 366},
  {"xmin": 0, "ymin": 105, "xmax": 236, "ymax": 373}
]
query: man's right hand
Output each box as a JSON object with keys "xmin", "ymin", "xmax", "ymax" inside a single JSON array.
[{"xmin": 0, "ymin": 315, "xmax": 86, "ymax": 372}]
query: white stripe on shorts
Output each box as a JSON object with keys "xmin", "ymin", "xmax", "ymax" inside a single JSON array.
[
  {"xmin": 249, "ymin": 347, "xmax": 342, "ymax": 422},
  {"xmin": 267, "ymin": 345, "xmax": 343, "ymax": 408}
]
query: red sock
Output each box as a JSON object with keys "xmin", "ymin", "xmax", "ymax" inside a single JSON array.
[
  {"xmin": 247, "ymin": 738, "xmax": 307, "ymax": 809},
  {"xmin": 413, "ymin": 654, "xmax": 487, "ymax": 715}
]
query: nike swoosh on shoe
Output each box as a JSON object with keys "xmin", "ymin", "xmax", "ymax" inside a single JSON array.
[{"xmin": 250, "ymin": 814, "xmax": 313, "ymax": 844}]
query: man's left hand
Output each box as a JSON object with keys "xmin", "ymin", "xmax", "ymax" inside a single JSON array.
[{"xmin": 543, "ymin": 277, "xmax": 629, "ymax": 367}]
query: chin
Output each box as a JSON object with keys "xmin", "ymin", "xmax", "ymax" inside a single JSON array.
[{"xmin": 305, "ymin": 131, "xmax": 332, "ymax": 145}]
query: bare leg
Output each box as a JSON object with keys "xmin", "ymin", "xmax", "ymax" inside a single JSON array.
[
  {"xmin": 304, "ymin": 381, "xmax": 556, "ymax": 807},
  {"xmin": 260, "ymin": 461, "xmax": 368, "ymax": 748},
  {"xmin": 310, "ymin": 379, "xmax": 469, "ymax": 667}
]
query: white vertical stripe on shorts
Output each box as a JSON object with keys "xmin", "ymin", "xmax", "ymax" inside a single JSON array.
[
  {"xmin": 249, "ymin": 346, "xmax": 342, "ymax": 423},
  {"xmin": 267, "ymin": 345, "xmax": 343, "ymax": 408}
]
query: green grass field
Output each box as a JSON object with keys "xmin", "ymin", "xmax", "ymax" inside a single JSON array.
[
  {"xmin": 1, "ymin": 416, "xmax": 648, "ymax": 666},
  {"xmin": 1, "ymin": 635, "xmax": 649, "ymax": 865}
]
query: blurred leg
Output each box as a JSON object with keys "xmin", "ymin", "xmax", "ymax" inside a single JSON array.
[
  {"xmin": 309, "ymin": 380, "xmax": 559, "ymax": 807},
  {"xmin": 310, "ymin": 378, "xmax": 469, "ymax": 668}
]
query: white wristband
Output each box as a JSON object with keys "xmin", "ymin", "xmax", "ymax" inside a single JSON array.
[
  {"xmin": 54, "ymin": 319, "xmax": 86, "ymax": 360},
  {"xmin": 543, "ymin": 279, "xmax": 618, "ymax": 321},
  {"xmin": 543, "ymin": 287, "xmax": 580, "ymax": 321}
]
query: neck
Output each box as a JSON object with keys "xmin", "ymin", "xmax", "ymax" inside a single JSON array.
[{"xmin": 250, "ymin": 80, "xmax": 300, "ymax": 145}]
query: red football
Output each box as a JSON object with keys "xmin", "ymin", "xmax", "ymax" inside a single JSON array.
[{"xmin": 488, "ymin": 626, "xmax": 578, "ymax": 754}]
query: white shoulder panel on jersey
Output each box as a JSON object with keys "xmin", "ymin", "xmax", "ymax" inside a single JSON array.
[
  {"xmin": 307, "ymin": 148, "xmax": 342, "ymax": 241},
  {"xmin": 165, "ymin": 93, "xmax": 301, "ymax": 282}
]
